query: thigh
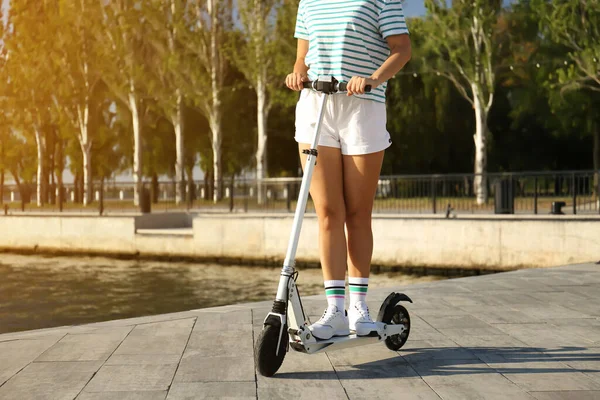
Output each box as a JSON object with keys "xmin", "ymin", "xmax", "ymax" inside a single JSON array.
[
  {"xmin": 343, "ymin": 151, "xmax": 385, "ymax": 218},
  {"xmin": 298, "ymin": 144, "xmax": 345, "ymax": 218}
]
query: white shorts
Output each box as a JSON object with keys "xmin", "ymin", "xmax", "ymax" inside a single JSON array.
[{"xmin": 294, "ymin": 89, "xmax": 392, "ymax": 156}]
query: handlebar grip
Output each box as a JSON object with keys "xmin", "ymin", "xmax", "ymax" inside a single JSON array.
[
  {"xmin": 300, "ymin": 80, "xmax": 372, "ymax": 92},
  {"xmin": 337, "ymin": 82, "xmax": 371, "ymax": 93}
]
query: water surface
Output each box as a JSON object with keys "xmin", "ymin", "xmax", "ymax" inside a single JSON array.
[{"xmin": 0, "ymin": 253, "xmax": 444, "ymax": 334}]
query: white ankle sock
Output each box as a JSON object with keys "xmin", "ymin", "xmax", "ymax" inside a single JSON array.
[
  {"xmin": 324, "ymin": 280, "xmax": 346, "ymax": 311},
  {"xmin": 349, "ymin": 277, "xmax": 369, "ymax": 306}
]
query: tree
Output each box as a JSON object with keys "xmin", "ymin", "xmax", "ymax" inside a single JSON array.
[
  {"xmin": 423, "ymin": 0, "xmax": 503, "ymax": 204},
  {"xmin": 53, "ymin": 0, "xmax": 103, "ymax": 205},
  {"xmin": 179, "ymin": 0, "xmax": 233, "ymax": 203},
  {"xmin": 535, "ymin": 0, "xmax": 600, "ymax": 179},
  {"xmin": 145, "ymin": 0, "xmax": 187, "ymax": 204},
  {"xmin": 98, "ymin": 0, "xmax": 153, "ymax": 206},
  {"xmin": 4, "ymin": 0, "xmax": 59, "ymax": 206},
  {"xmin": 230, "ymin": 0, "xmax": 287, "ymax": 203}
]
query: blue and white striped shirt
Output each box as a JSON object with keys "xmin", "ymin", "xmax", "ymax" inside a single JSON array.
[{"xmin": 294, "ymin": 0, "xmax": 409, "ymax": 103}]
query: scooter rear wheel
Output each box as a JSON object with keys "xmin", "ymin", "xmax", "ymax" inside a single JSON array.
[
  {"xmin": 255, "ymin": 324, "xmax": 287, "ymax": 377},
  {"xmin": 383, "ymin": 304, "xmax": 410, "ymax": 351}
]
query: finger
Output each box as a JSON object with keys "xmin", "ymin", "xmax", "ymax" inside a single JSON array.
[
  {"xmin": 295, "ymin": 75, "xmax": 303, "ymax": 90},
  {"xmin": 346, "ymin": 78, "xmax": 354, "ymax": 95},
  {"xmin": 357, "ymin": 79, "xmax": 365, "ymax": 94}
]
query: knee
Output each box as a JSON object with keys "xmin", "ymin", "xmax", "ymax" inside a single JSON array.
[
  {"xmin": 345, "ymin": 208, "xmax": 372, "ymax": 231},
  {"xmin": 317, "ymin": 205, "xmax": 345, "ymax": 231}
]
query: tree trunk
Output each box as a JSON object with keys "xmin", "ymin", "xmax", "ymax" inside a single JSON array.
[
  {"xmin": 82, "ymin": 145, "xmax": 93, "ymax": 205},
  {"xmin": 593, "ymin": 121, "xmax": 599, "ymax": 196},
  {"xmin": 74, "ymin": 171, "xmax": 81, "ymax": 204},
  {"xmin": 0, "ymin": 139, "xmax": 4, "ymax": 205},
  {"xmin": 34, "ymin": 127, "xmax": 46, "ymax": 207},
  {"xmin": 186, "ymin": 165, "xmax": 194, "ymax": 206},
  {"xmin": 78, "ymin": 102, "xmax": 93, "ymax": 205},
  {"xmin": 129, "ymin": 86, "xmax": 142, "ymax": 207},
  {"xmin": 210, "ymin": 0, "xmax": 222, "ymax": 203},
  {"xmin": 10, "ymin": 169, "xmax": 23, "ymax": 202},
  {"xmin": 210, "ymin": 115, "xmax": 222, "ymax": 203},
  {"xmin": 472, "ymin": 86, "xmax": 488, "ymax": 205},
  {"xmin": 0, "ymin": 168, "xmax": 4, "ymax": 206},
  {"xmin": 174, "ymin": 91, "xmax": 185, "ymax": 205},
  {"xmin": 57, "ymin": 140, "xmax": 64, "ymax": 212},
  {"xmin": 256, "ymin": 75, "xmax": 268, "ymax": 205},
  {"xmin": 152, "ymin": 173, "xmax": 159, "ymax": 204}
]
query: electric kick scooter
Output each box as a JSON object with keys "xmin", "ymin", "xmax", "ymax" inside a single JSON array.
[{"xmin": 255, "ymin": 76, "xmax": 413, "ymax": 377}]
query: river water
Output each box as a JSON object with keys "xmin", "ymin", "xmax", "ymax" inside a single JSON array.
[{"xmin": 0, "ymin": 253, "xmax": 445, "ymax": 334}]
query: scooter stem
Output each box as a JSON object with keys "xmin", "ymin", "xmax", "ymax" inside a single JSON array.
[{"xmin": 275, "ymin": 92, "xmax": 328, "ymax": 302}]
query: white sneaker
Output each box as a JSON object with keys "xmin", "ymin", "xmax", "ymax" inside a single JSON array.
[
  {"xmin": 349, "ymin": 301, "xmax": 378, "ymax": 336},
  {"xmin": 308, "ymin": 305, "xmax": 350, "ymax": 340}
]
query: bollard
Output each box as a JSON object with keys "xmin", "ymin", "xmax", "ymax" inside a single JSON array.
[
  {"xmin": 95, "ymin": 191, "xmax": 100, "ymax": 201},
  {"xmin": 200, "ymin": 188, "xmax": 205, "ymax": 198},
  {"xmin": 119, "ymin": 190, "xmax": 124, "ymax": 201},
  {"xmin": 71, "ymin": 191, "xmax": 75, "ymax": 202},
  {"xmin": 225, "ymin": 188, "xmax": 230, "ymax": 198},
  {"xmin": 249, "ymin": 187, "xmax": 254, "ymax": 197},
  {"xmin": 10, "ymin": 191, "xmax": 14, "ymax": 202}
]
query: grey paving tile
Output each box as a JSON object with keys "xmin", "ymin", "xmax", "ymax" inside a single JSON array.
[
  {"xmin": 340, "ymin": 377, "xmax": 442, "ymax": 400},
  {"xmin": 105, "ymin": 354, "xmax": 182, "ymax": 365},
  {"xmin": 167, "ymin": 382, "xmax": 256, "ymax": 399},
  {"xmin": 399, "ymin": 339, "xmax": 480, "ymax": 363},
  {"xmin": 411, "ymin": 360, "xmax": 534, "ymax": 400},
  {"xmin": 0, "ymin": 330, "xmax": 69, "ymax": 343},
  {"xmin": 0, "ymin": 361, "xmax": 102, "ymax": 400},
  {"xmin": 0, "ymin": 337, "xmax": 64, "ymax": 385},
  {"xmin": 174, "ymin": 355, "xmax": 255, "ymax": 382},
  {"xmin": 489, "ymin": 360, "xmax": 600, "ymax": 391},
  {"xmin": 545, "ymin": 319, "xmax": 600, "ymax": 343},
  {"xmin": 258, "ymin": 385, "xmax": 347, "ymax": 400},
  {"xmin": 513, "ymin": 305, "xmax": 594, "ymax": 320},
  {"xmin": 77, "ymin": 391, "xmax": 167, "ymax": 400},
  {"xmin": 84, "ymin": 364, "xmax": 178, "ymax": 392},
  {"xmin": 255, "ymin": 347, "xmax": 346, "ymax": 398},
  {"xmin": 127, "ymin": 318, "xmax": 195, "ymax": 336},
  {"xmin": 494, "ymin": 323, "xmax": 595, "ymax": 348},
  {"xmin": 185, "ymin": 328, "xmax": 254, "ymax": 358},
  {"xmin": 529, "ymin": 391, "xmax": 600, "ymax": 400},
  {"xmin": 256, "ymin": 349, "xmax": 337, "ymax": 382},
  {"xmin": 113, "ymin": 334, "xmax": 190, "ymax": 356},
  {"xmin": 192, "ymin": 310, "xmax": 252, "ymax": 332},
  {"xmin": 326, "ymin": 342, "xmax": 404, "ymax": 367},
  {"xmin": 421, "ymin": 315, "xmax": 493, "ymax": 330},
  {"xmin": 450, "ymin": 334, "xmax": 529, "ymax": 350},
  {"xmin": 456, "ymin": 305, "xmax": 534, "ymax": 324},
  {"xmin": 36, "ymin": 328, "xmax": 132, "ymax": 362},
  {"xmin": 540, "ymin": 347, "xmax": 600, "ymax": 386}
]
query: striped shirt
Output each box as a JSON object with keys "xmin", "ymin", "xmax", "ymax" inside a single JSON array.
[{"xmin": 294, "ymin": 0, "xmax": 409, "ymax": 103}]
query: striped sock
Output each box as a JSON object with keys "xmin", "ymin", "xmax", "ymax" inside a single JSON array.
[
  {"xmin": 349, "ymin": 277, "xmax": 369, "ymax": 306},
  {"xmin": 324, "ymin": 280, "xmax": 346, "ymax": 311}
]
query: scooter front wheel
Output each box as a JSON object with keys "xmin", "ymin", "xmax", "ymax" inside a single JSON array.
[{"xmin": 255, "ymin": 324, "xmax": 287, "ymax": 377}]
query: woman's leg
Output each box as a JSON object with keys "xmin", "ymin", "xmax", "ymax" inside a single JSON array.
[
  {"xmin": 298, "ymin": 144, "xmax": 347, "ymax": 282},
  {"xmin": 343, "ymin": 151, "xmax": 384, "ymax": 278},
  {"xmin": 299, "ymin": 143, "xmax": 350, "ymax": 339},
  {"xmin": 343, "ymin": 150, "xmax": 385, "ymax": 335}
]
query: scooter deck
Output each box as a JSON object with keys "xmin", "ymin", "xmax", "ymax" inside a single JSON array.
[
  {"xmin": 290, "ymin": 333, "xmax": 381, "ymax": 354},
  {"xmin": 288, "ymin": 322, "xmax": 405, "ymax": 355}
]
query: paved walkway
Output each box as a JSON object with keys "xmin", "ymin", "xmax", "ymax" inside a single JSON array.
[{"xmin": 0, "ymin": 263, "xmax": 599, "ymax": 400}]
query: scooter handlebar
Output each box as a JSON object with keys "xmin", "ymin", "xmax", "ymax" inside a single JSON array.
[{"xmin": 302, "ymin": 81, "xmax": 372, "ymax": 93}]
